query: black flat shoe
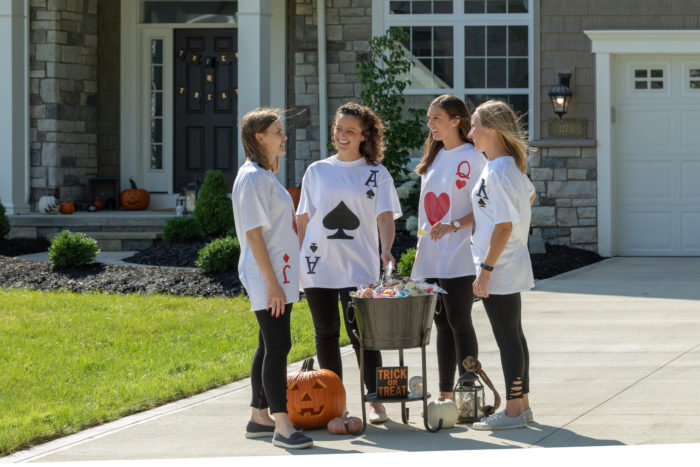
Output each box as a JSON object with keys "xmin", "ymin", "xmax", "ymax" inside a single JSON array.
[
  {"xmin": 245, "ymin": 421, "xmax": 303, "ymax": 438},
  {"xmin": 272, "ymin": 431, "xmax": 313, "ymax": 449}
]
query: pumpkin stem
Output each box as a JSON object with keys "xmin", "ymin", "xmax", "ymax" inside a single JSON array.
[
  {"xmin": 129, "ymin": 178, "xmax": 137, "ymax": 189},
  {"xmin": 301, "ymin": 357, "xmax": 315, "ymax": 372}
]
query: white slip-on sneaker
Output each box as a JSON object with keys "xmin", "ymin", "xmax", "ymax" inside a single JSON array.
[
  {"xmin": 471, "ymin": 410, "xmax": 527, "ymax": 430},
  {"xmin": 522, "ymin": 407, "xmax": 534, "ymax": 423}
]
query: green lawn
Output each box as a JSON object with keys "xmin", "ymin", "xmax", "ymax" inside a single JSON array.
[{"xmin": 0, "ymin": 289, "xmax": 348, "ymax": 456}]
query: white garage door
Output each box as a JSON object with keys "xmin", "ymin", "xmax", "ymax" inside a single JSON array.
[{"xmin": 614, "ymin": 55, "xmax": 700, "ymax": 256}]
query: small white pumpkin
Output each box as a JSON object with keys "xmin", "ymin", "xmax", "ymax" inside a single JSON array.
[
  {"xmin": 38, "ymin": 195, "xmax": 59, "ymax": 214},
  {"xmin": 427, "ymin": 396, "xmax": 459, "ymax": 429}
]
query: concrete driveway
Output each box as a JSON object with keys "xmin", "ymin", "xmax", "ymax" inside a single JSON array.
[{"xmin": 4, "ymin": 257, "xmax": 700, "ymax": 463}]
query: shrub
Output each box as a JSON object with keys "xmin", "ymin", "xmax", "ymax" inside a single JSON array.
[
  {"xmin": 48, "ymin": 230, "xmax": 100, "ymax": 267},
  {"xmin": 356, "ymin": 28, "xmax": 427, "ymax": 180},
  {"xmin": 396, "ymin": 247, "xmax": 416, "ymax": 277},
  {"xmin": 0, "ymin": 201, "xmax": 9, "ymax": 240},
  {"xmin": 226, "ymin": 226, "xmax": 236, "ymax": 239},
  {"xmin": 195, "ymin": 237, "xmax": 240, "ymax": 273},
  {"xmin": 162, "ymin": 216, "xmax": 204, "ymax": 242},
  {"xmin": 193, "ymin": 170, "xmax": 234, "ymax": 237}
]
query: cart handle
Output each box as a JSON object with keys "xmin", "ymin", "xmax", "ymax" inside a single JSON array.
[{"xmin": 347, "ymin": 301, "xmax": 356, "ymax": 324}]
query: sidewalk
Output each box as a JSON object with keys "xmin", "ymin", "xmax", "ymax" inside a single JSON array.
[{"xmin": 4, "ymin": 257, "xmax": 700, "ymax": 462}]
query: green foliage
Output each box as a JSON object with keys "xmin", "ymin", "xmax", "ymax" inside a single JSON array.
[
  {"xmin": 0, "ymin": 289, "xmax": 339, "ymax": 456},
  {"xmin": 226, "ymin": 226, "xmax": 237, "ymax": 239},
  {"xmin": 356, "ymin": 28, "xmax": 428, "ymax": 180},
  {"xmin": 0, "ymin": 201, "xmax": 9, "ymax": 240},
  {"xmin": 396, "ymin": 247, "xmax": 417, "ymax": 277},
  {"xmin": 48, "ymin": 230, "xmax": 100, "ymax": 267},
  {"xmin": 162, "ymin": 216, "xmax": 204, "ymax": 242},
  {"xmin": 193, "ymin": 170, "xmax": 234, "ymax": 237},
  {"xmin": 195, "ymin": 236, "xmax": 240, "ymax": 273}
]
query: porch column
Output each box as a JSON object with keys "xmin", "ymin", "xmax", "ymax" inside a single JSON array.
[
  {"xmin": 237, "ymin": 0, "xmax": 271, "ymax": 168},
  {"xmin": 0, "ymin": 0, "xmax": 29, "ymax": 214}
]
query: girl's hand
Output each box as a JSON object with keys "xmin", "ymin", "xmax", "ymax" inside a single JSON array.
[
  {"xmin": 472, "ymin": 270, "xmax": 490, "ymax": 298},
  {"xmin": 266, "ymin": 281, "xmax": 287, "ymax": 318},
  {"xmin": 380, "ymin": 250, "xmax": 395, "ymax": 271},
  {"xmin": 429, "ymin": 222, "xmax": 454, "ymax": 241}
]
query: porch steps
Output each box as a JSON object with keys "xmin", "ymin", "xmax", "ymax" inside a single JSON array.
[{"xmin": 8, "ymin": 210, "xmax": 177, "ymax": 251}]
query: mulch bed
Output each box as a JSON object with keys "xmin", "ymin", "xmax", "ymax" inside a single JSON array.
[{"xmin": 0, "ymin": 235, "xmax": 604, "ymax": 297}]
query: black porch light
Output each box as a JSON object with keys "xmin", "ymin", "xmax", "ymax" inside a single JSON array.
[{"xmin": 548, "ymin": 72, "xmax": 573, "ymax": 118}]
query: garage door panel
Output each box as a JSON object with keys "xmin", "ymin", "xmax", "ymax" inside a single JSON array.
[
  {"xmin": 618, "ymin": 211, "xmax": 673, "ymax": 250},
  {"xmin": 617, "ymin": 109, "xmax": 673, "ymax": 149},
  {"xmin": 682, "ymin": 213, "xmax": 700, "ymax": 250},
  {"xmin": 681, "ymin": 111, "xmax": 700, "ymax": 146},
  {"xmin": 682, "ymin": 162, "xmax": 700, "ymax": 198},
  {"xmin": 619, "ymin": 161, "xmax": 673, "ymax": 199}
]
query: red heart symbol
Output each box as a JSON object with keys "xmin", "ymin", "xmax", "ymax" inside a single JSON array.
[
  {"xmin": 424, "ymin": 192, "xmax": 450, "ymax": 225},
  {"xmin": 455, "ymin": 180, "xmax": 466, "ymax": 190}
]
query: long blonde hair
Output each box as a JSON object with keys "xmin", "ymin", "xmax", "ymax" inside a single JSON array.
[
  {"xmin": 474, "ymin": 100, "xmax": 528, "ymax": 173},
  {"xmin": 415, "ymin": 94, "xmax": 472, "ymax": 176},
  {"xmin": 240, "ymin": 108, "xmax": 282, "ymax": 172}
]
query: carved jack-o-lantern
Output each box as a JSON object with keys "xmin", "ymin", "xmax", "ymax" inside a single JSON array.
[
  {"xmin": 286, "ymin": 186, "xmax": 301, "ymax": 211},
  {"xmin": 120, "ymin": 178, "xmax": 150, "ymax": 210},
  {"xmin": 286, "ymin": 357, "xmax": 346, "ymax": 429}
]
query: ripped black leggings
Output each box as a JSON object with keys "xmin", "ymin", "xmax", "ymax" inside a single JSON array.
[{"xmin": 482, "ymin": 292, "xmax": 530, "ymax": 400}]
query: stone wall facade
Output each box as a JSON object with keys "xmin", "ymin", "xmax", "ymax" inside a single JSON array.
[
  {"xmin": 29, "ymin": 0, "xmax": 99, "ymax": 208},
  {"xmin": 289, "ymin": 0, "xmax": 371, "ymax": 186},
  {"xmin": 528, "ymin": 141, "xmax": 597, "ymax": 251}
]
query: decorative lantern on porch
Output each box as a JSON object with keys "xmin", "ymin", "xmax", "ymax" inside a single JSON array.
[
  {"xmin": 454, "ymin": 357, "xmax": 500, "ymax": 424},
  {"xmin": 175, "ymin": 192, "xmax": 186, "ymax": 216},
  {"xmin": 184, "ymin": 179, "xmax": 201, "ymax": 214}
]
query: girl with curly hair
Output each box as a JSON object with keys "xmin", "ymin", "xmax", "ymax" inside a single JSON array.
[{"xmin": 296, "ymin": 102, "xmax": 402, "ymax": 423}]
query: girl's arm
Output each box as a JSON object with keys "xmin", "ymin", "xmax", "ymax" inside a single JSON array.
[
  {"xmin": 472, "ymin": 221, "xmax": 512, "ymax": 298},
  {"xmin": 246, "ymin": 227, "xmax": 287, "ymax": 317},
  {"xmin": 296, "ymin": 213, "xmax": 309, "ymax": 248},
  {"xmin": 377, "ymin": 211, "xmax": 396, "ymax": 269}
]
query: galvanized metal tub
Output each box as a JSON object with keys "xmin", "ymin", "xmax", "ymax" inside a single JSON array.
[{"xmin": 350, "ymin": 294, "xmax": 438, "ymax": 350}]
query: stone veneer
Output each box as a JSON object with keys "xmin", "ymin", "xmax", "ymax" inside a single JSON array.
[
  {"xmin": 29, "ymin": 0, "xmax": 98, "ymax": 208},
  {"xmin": 528, "ymin": 140, "xmax": 597, "ymax": 251},
  {"xmin": 290, "ymin": 0, "xmax": 371, "ymax": 186}
]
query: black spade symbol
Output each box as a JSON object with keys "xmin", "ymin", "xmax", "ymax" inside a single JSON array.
[
  {"xmin": 478, "ymin": 198, "xmax": 487, "ymax": 207},
  {"xmin": 310, "ymin": 243, "xmax": 318, "ymax": 252},
  {"xmin": 366, "ymin": 189, "xmax": 375, "ymax": 199},
  {"xmin": 323, "ymin": 201, "xmax": 360, "ymax": 240}
]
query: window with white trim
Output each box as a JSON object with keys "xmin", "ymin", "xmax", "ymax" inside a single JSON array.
[{"xmin": 377, "ymin": 0, "xmax": 533, "ymax": 126}]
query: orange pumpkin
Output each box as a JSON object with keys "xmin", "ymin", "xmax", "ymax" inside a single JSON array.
[
  {"xmin": 92, "ymin": 199, "xmax": 104, "ymax": 210},
  {"xmin": 327, "ymin": 412, "xmax": 362, "ymax": 435},
  {"xmin": 286, "ymin": 358, "xmax": 346, "ymax": 429},
  {"xmin": 287, "ymin": 186, "xmax": 301, "ymax": 211},
  {"xmin": 59, "ymin": 201, "xmax": 75, "ymax": 214},
  {"xmin": 120, "ymin": 179, "xmax": 150, "ymax": 210}
]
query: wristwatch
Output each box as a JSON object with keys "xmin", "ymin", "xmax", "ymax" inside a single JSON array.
[
  {"xmin": 480, "ymin": 262, "xmax": 494, "ymax": 272},
  {"xmin": 451, "ymin": 220, "xmax": 461, "ymax": 232}
]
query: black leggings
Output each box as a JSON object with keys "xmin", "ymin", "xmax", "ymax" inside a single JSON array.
[
  {"xmin": 250, "ymin": 304, "xmax": 293, "ymax": 414},
  {"xmin": 304, "ymin": 287, "xmax": 382, "ymax": 393},
  {"xmin": 426, "ymin": 276, "xmax": 479, "ymax": 392},
  {"xmin": 482, "ymin": 293, "xmax": 529, "ymax": 400}
]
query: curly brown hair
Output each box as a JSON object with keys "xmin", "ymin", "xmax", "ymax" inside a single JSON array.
[{"xmin": 331, "ymin": 102, "xmax": 384, "ymax": 165}]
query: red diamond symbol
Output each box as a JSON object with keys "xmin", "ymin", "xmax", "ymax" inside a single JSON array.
[{"xmin": 283, "ymin": 254, "xmax": 289, "ymax": 263}]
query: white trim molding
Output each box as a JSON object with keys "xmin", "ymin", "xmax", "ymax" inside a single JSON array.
[{"xmin": 585, "ymin": 30, "xmax": 700, "ymax": 256}]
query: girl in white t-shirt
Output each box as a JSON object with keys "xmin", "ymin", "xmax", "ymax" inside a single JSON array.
[
  {"xmin": 411, "ymin": 94, "xmax": 487, "ymax": 400},
  {"xmin": 231, "ymin": 108, "xmax": 312, "ymax": 449},
  {"xmin": 467, "ymin": 100, "xmax": 536, "ymax": 431},
  {"xmin": 297, "ymin": 102, "xmax": 402, "ymax": 424}
]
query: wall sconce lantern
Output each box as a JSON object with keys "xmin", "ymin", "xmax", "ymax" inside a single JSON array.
[{"xmin": 548, "ymin": 72, "xmax": 573, "ymax": 118}]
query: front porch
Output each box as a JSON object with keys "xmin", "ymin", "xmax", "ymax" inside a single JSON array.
[{"xmin": 8, "ymin": 210, "xmax": 177, "ymax": 251}]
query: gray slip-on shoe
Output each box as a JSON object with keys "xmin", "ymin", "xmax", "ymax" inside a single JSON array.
[
  {"xmin": 471, "ymin": 411, "xmax": 527, "ymax": 430},
  {"xmin": 272, "ymin": 431, "xmax": 313, "ymax": 449}
]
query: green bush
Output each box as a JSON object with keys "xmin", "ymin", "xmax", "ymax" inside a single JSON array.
[
  {"xmin": 195, "ymin": 237, "xmax": 240, "ymax": 273},
  {"xmin": 162, "ymin": 216, "xmax": 204, "ymax": 242},
  {"xmin": 396, "ymin": 247, "xmax": 416, "ymax": 277},
  {"xmin": 225, "ymin": 226, "xmax": 237, "ymax": 239},
  {"xmin": 356, "ymin": 28, "xmax": 427, "ymax": 180},
  {"xmin": 48, "ymin": 230, "xmax": 100, "ymax": 267},
  {"xmin": 0, "ymin": 201, "xmax": 10, "ymax": 240},
  {"xmin": 193, "ymin": 170, "xmax": 234, "ymax": 237}
]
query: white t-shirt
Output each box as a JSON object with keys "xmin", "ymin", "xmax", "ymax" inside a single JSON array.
[
  {"xmin": 471, "ymin": 156, "xmax": 536, "ymax": 295},
  {"xmin": 297, "ymin": 156, "xmax": 402, "ymax": 289},
  {"xmin": 231, "ymin": 161, "xmax": 300, "ymax": 311},
  {"xmin": 411, "ymin": 143, "xmax": 487, "ymax": 280}
]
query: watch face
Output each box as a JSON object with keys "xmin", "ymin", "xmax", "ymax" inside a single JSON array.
[{"xmin": 453, "ymin": 221, "xmax": 460, "ymax": 229}]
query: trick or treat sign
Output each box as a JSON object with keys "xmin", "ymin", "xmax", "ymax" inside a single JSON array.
[{"xmin": 376, "ymin": 366, "xmax": 408, "ymax": 398}]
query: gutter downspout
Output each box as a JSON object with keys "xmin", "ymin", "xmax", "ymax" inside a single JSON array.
[
  {"xmin": 24, "ymin": 0, "xmax": 30, "ymax": 209},
  {"xmin": 316, "ymin": 1, "xmax": 328, "ymax": 159}
]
